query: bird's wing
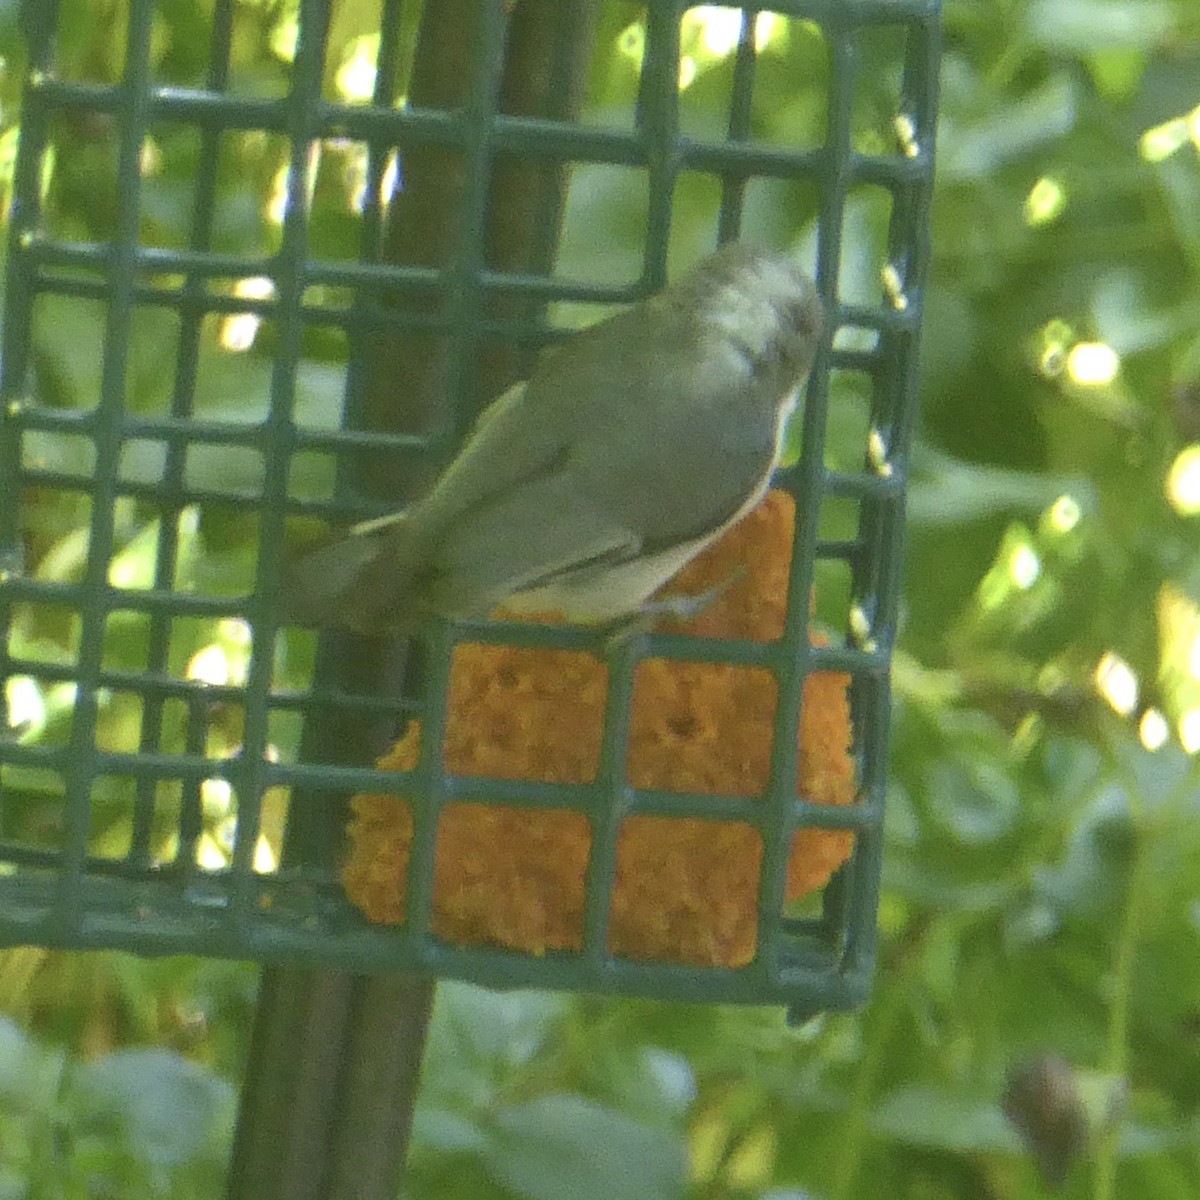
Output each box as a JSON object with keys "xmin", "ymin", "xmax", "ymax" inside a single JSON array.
[
  {"xmin": 420, "ymin": 468, "xmax": 640, "ymax": 616},
  {"xmin": 419, "ymin": 360, "xmax": 789, "ymax": 616},
  {"xmin": 549, "ymin": 322, "xmax": 792, "ymax": 550},
  {"xmin": 406, "ymin": 380, "xmax": 572, "ymax": 538},
  {"xmin": 591, "ymin": 387, "xmax": 787, "ymax": 552}
]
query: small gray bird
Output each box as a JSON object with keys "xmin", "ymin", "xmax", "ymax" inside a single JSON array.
[{"xmin": 284, "ymin": 243, "xmax": 823, "ymax": 635}]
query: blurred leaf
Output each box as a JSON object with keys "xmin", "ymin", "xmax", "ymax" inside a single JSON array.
[
  {"xmin": 484, "ymin": 1094, "xmax": 687, "ymax": 1200},
  {"xmin": 937, "ymin": 74, "xmax": 1077, "ymax": 180},
  {"xmin": 1086, "ymin": 47, "xmax": 1150, "ymax": 102},
  {"xmin": 1091, "ymin": 269, "xmax": 1194, "ymax": 355},
  {"xmin": 420, "ymin": 984, "xmax": 567, "ymax": 1113},
  {"xmin": 68, "ymin": 1048, "xmax": 234, "ymax": 1170},
  {"xmin": 907, "ymin": 447, "xmax": 1095, "ymax": 526},
  {"xmin": 0, "ymin": 1016, "xmax": 63, "ymax": 1113},
  {"xmin": 1034, "ymin": 781, "xmax": 1135, "ymax": 922},
  {"xmin": 1025, "ymin": 0, "xmax": 1174, "ymax": 52},
  {"xmin": 926, "ymin": 753, "xmax": 1022, "ymax": 844},
  {"xmin": 411, "ymin": 1106, "xmax": 491, "ymax": 1157},
  {"xmin": 872, "ymin": 1084, "xmax": 1019, "ymax": 1153},
  {"xmin": 107, "ymin": 508, "xmax": 203, "ymax": 592}
]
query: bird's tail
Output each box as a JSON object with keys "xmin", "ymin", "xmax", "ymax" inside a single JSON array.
[{"xmin": 280, "ymin": 516, "xmax": 423, "ymax": 635}]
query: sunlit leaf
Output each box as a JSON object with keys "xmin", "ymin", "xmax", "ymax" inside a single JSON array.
[{"xmin": 1025, "ymin": 0, "xmax": 1173, "ymax": 52}]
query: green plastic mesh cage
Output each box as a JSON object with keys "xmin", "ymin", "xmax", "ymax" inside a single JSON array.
[{"xmin": 0, "ymin": 0, "xmax": 939, "ymax": 1017}]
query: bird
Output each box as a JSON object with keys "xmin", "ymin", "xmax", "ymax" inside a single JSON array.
[{"xmin": 282, "ymin": 242, "xmax": 824, "ymax": 636}]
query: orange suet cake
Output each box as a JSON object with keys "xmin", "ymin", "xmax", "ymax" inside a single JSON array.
[{"xmin": 343, "ymin": 489, "xmax": 857, "ymax": 967}]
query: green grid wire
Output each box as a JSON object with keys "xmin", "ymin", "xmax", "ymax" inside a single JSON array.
[{"xmin": 0, "ymin": 0, "xmax": 940, "ymax": 1014}]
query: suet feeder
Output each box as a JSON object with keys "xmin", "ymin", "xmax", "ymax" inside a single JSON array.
[{"xmin": 0, "ymin": 0, "xmax": 939, "ymax": 1190}]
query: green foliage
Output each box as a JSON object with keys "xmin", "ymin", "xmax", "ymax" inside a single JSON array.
[
  {"xmin": 0, "ymin": 1015, "xmax": 234, "ymax": 1197},
  {"xmin": 3, "ymin": 1, "xmax": 1200, "ymax": 1198}
]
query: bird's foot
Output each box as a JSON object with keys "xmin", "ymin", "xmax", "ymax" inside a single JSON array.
[{"xmin": 596, "ymin": 567, "xmax": 747, "ymax": 656}]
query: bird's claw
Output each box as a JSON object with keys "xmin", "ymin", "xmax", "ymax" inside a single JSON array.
[{"xmin": 596, "ymin": 566, "xmax": 748, "ymax": 658}]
